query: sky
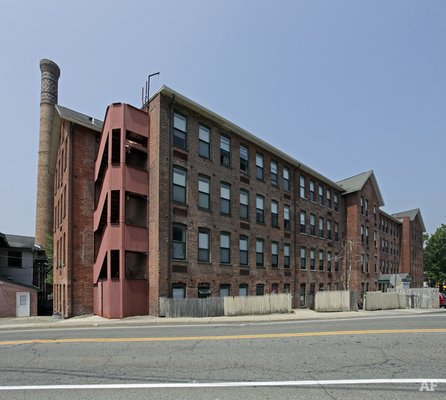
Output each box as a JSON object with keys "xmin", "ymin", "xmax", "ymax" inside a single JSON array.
[{"xmin": 0, "ymin": 0, "xmax": 445, "ymax": 236}]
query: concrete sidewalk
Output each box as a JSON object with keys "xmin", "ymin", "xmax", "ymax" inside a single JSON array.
[{"xmin": 0, "ymin": 308, "xmax": 444, "ymax": 331}]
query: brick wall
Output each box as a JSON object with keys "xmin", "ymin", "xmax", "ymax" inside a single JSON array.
[
  {"xmin": 158, "ymin": 94, "xmax": 345, "ymax": 308},
  {"xmin": 53, "ymin": 120, "xmax": 97, "ymax": 317}
]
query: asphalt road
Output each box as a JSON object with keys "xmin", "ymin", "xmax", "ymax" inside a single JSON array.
[{"xmin": 0, "ymin": 312, "xmax": 445, "ymax": 400}]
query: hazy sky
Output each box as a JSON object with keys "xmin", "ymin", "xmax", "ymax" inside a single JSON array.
[{"xmin": 0, "ymin": 0, "xmax": 445, "ymax": 236}]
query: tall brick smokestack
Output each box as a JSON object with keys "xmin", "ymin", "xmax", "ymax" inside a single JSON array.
[{"xmin": 35, "ymin": 59, "xmax": 60, "ymax": 247}]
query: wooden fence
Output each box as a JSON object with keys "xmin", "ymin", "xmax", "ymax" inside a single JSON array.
[
  {"xmin": 159, "ymin": 294, "xmax": 292, "ymax": 318},
  {"xmin": 159, "ymin": 297, "xmax": 224, "ymax": 318}
]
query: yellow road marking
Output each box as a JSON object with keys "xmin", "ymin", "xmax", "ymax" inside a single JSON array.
[{"xmin": 1, "ymin": 328, "xmax": 445, "ymax": 346}]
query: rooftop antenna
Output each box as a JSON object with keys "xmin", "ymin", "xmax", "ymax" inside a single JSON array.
[{"xmin": 142, "ymin": 72, "xmax": 160, "ymax": 107}]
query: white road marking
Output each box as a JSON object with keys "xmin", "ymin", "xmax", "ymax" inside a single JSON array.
[{"xmin": 0, "ymin": 379, "xmax": 445, "ymax": 391}]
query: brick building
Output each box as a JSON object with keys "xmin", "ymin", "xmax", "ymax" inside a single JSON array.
[
  {"xmin": 51, "ymin": 106, "xmax": 101, "ymax": 317},
  {"xmin": 35, "ymin": 60, "xmax": 425, "ymax": 318}
]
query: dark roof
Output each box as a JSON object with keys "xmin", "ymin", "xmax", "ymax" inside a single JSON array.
[
  {"xmin": 336, "ymin": 170, "xmax": 385, "ymax": 206},
  {"xmin": 0, "ymin": 276, "xmax": 40, "ymax": 291},
  {"xmin": 378, "ymin": 273, "xmax": 411, "ymax": 284},
  {"xmin": 0, "ymin": 233, "xmax": 34, "ymax": 249},
  {"xmin": 55, "ymin": 105, "xmax": 103, "ymax": 132},
  {"xmin": 378, "ymin": 209, "xmax": 402, "ymax": 225},
  {"xmin": 392, "ymin": 208, "xmax": 426, "ymax": 232},
  {"xmin": 154, "ymin": 86, "xmax": 346, "ymax": 192}
]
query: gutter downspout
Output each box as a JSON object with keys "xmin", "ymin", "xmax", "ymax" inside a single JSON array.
[
  {"xmin": 167, "ymin": 94, "xmax": 176, "ymax": 301},
  {"xmin": 293, "ymin": 163, "xmax": 301, "ymax": 309}
]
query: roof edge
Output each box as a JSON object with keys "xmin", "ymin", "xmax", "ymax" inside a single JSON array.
[{"xmin": 155, "ymin": 85, "xmax": 346, "ymax": 192}]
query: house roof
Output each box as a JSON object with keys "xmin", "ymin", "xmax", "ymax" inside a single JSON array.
[
  {"xmin": 48, "ymin": 105, "xmax": 103, "ymax": 176},
  {"xmin": 55, "ymin": 105, "xmax": 103, "ymax": 132},
  {"xmin": 0, "ymin": 276, "xmax": 40, "ymax": 291},
  {"xmin": 0, "ymin": 233, "xmax": 34, "ymax": 249},
  {"xmin": 392, "ymin": 208, "xmax": 426, "ymax": 232},
  {"xmin": 336, "ymin": 170, "xmax": 385, "ymax": 206},
  {"xmin": 153, "ymin": 85, "xmax": 346, "ymax": 192},
  {"xmin": 378, "ymin": 209, "xmax": 402, "ymax": 225}
]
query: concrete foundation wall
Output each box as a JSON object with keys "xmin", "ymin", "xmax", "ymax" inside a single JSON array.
[
  {"xmin": 363, "ymin": 291, "xmax": 406, "ymax": 311},
  {"xmin": 315, "ymin": 290, "xmax": 352, "ymax": 312},
  {"xmin": 224, "ymin": 294, "xmax": 292, "ymax": 316}
]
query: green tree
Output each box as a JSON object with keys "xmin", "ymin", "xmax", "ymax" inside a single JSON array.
[
  {"xmin": 45, "ymin": 235, "xmax": 53, "ymax": 285},
  {"xmin": 424, "ymin": 224, "xmax": 446, "ymax": 288}
]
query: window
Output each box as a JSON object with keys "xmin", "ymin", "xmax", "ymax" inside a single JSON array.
[
  {"xmin": 63, "ymin": 185, "xmax": 66, "ymax": 218},
  {"xmin": 284, "ymin": 283, "xmax": 290, "ymax": 294},
  {"xmin": 240, "ymin": 144, "xmax": 249, "ymax": 173},
  {"xmin": 326, "ymin": 189, "xmax": 332, "ymax": 209},
  {"xmin": 172, "ymin": 284, "xmax": 186, "ymax": 299},
  {"xmin": 300, "ymin": 247, "xmax": 306, "ymax": 270},
  {"xmin": 284, "ymin": 244, "xmax": 290, "ymax": 268},
  {"xmin": 271, "ymin": 161, "xmax": 278, "ymax": 186},
  {"xmin": 256, "ymin": 153, "xmax": 264, "ymax": 180},
  {"xmin": 300, "ymin": 176, "xmax": 306, "ymax": 198},
  {"xmin": 327, "ymin": 220, "xmax": 332, "ymax": 240},
  {"xmin": 198, "ymin": 175, "xmax": 210, "ymax": 209},
  {"xmin": 335, "ymin": 252, "xmax": 339, "ymax": 271},
  {"xmin": 173, "ymin": 112, "xmax": 187, "ymax": 149},
  {"xmin": 256, "ymin": 284, "xmax": 265, "ymax": 296},
  {"xmin": 361, "ymin": 225, "xmax": 365, "ymax": 242},
  {"xmin": 300, "ymin": 211, "xmax": 306, "ymax": 233},
  {"xmin": 7, "ymin": 251, "xmax": 22, "ymax": 267},
  {"xmin": 319, "ymin": 250, "xmax": 324, "ymax": 271},
  {"xmin": 373, "ymin": 205, "xmax": 377, "ymax": 222},
  {"xmin": 271, "ymin": 242, "xmax": 278, "ymax": 268},
  {"xmin": 365, "ymin": 199, "xmax": 369, "ymax": 216},
  {"xmin": 198, "ymin": 124, "xmax": 210, "ymax": 158},
  {"xmin": 318, "ymin": 185, "xmax": 324, "ymax": 206},
  {"xmin": 365, "ymin": 227, "xmax": 369, "ymax": 245},
  {"xmin": 198, "ymin": 229, "xmax": 210, "ymax": 262},
  {"xmin": 240, "ymin": 190, "xmax": 249, "ymax": 220},
  {"xmin": 310, "ymin": 213, "xmax": 316, "ymax": 236},
  {"xmin": 284, "ymin": 205, "xmax": 290, "ymax": 230},
  {"xmin": 220, "ymin": 232, "xmax": 231, "ymax": 264},
  {"xmin": 256, "ymin": 195, "xmax": 264, "ymax": 223},
  {"xmin": 219, "ymin": 284, "xmax": 230, "ymax": 297},
  {"xmin": 112, "ymin": 129, "xmax": 121, "ymax": 164},
  {"xmin": 220, "ymin": 182, "xmax": 231, "ymax": 215},
  {"xmin": 319, "ymin": 217, "xmax": 324, "ymax": 238},
  {"xmin": 300, "ymin": 283, "xmax": 306, "ymax": 306},
  {"xmin": 239, "ymin": 284, "xmax": 248, "ymax": 296},
  {"xmin": 271, "ymin": 200, "xmax": 279, "ymax": 228},
  {"xmin": 256, "ymin": 239, "xmax": 264, "ymax": 267},
  {"xmin": 310, "ymin": 248, "xmax": 315, "ymax": 271},
  {"xmin": 272, "ymin": 283, "xmax": 279, "ymax": 294},
  {"xmin": 172, "ymin": 167, "xmax": 186, "ymax": 203},
  {"xmin": 334, "ymin": 193, "xmax": 339, "ymax": 211},
  {"xmin": 327, "ymin": 251, "xmax": 332, "ymax": 272},
  {"xmin": 111, "ymin": 190, "xmax": 120, "ymax": 224},
  {"xmin": 239, "ymin": 236, "xmax": 249, "ymax": 266},
  {"xmin": 309, "ymin": 180, "xmax": 315, "ymax": 201},
  {"xmin": 198, "ymin": 283, "xmax": 211, "ymax": 298},
  {"xmin": 335, "ymin": 223, "xmax": 339, "ymax": 241},
  {"xmin": 360, "ymin": 197, "xmax": 364, "ymax": 214},
  {"xmin": 283, "ymin": 167, "xmax": 290, "ymax": 191},
  {"xmin": 220, "ymin": 135, "xmax": 231, "ymax": 166},
  {"xmin": 172, "ymin": 224, "xmax": 186, "ymax": 260}
]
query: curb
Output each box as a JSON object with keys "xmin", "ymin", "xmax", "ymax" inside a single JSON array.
[{"xmin": 0, "ymin": 309, "xmax": 444, "ymax": 332}]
